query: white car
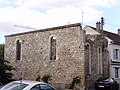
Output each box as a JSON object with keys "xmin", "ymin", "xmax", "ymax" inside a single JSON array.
[{"xmin": 0, "ymin": 80, "xmax": 55, "ymax": 90}]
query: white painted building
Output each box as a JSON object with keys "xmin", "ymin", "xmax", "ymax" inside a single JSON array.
[{"xmin": 84, "ymin": 22, "xmax": 120, "ymax": 83}]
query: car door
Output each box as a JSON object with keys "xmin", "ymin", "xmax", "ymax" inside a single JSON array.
[{"xmin": 40, "ymin": 84, "xmax": 55, "ymax": 90}]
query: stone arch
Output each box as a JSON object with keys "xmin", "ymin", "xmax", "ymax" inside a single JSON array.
[
  {"xmin": 49, "ymin": 35, "xmax": 57, "ymax": 60},
  {"xmin": 16, "ymin": 39, "xmax": 22, "ymax": 60}
]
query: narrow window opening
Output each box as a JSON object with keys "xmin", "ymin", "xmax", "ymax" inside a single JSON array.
[
  {"xmin": 98, "ymin": 47, "xmax": 103, "ymax": 74},
  {"xmin": 50, "ymin": 36, "xmax": 56, "ymax": 60},
  {"xmin": 16, "ymin": 40, "xmax": 21, "ymax": 60},
  {"xmin": 86, "ymin": 44, "xmax": 91, "ymax": 74}
]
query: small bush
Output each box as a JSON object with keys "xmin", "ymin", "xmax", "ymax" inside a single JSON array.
[
  {"xmin": 36, "ymin": 75, "xmax": 41, "ymax": 81},
  {"xmin": 69, "ymin": 76, "xmax": 81, "ymax": 89},
  {"xmin": 41, "ymin": 74, "xmax": 51, "ymax": 83}
]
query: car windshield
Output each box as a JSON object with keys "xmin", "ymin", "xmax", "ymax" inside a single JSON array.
[
  {"xmin": 0, "ymin": 81, "xmax": 28, "ymax": 90},
  {"xmin": 97, "ymin": 77, "xmax": 110, "ymax": 82}
]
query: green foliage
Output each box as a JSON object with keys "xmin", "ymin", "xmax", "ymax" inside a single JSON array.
[
  {"xmin": 36, "ymin": 75, "xmax": 41, "ymax": 81},
  {"xmin": 0, "ymin": 44, "xmax": 15, "ymax": 84},
  {"xmin": 41, "ymin": 74, "xmax": 51, "ymax": 83},
  {"xmin": 69, "ymin": 76, "xmax": 81, "ymax": 89}
]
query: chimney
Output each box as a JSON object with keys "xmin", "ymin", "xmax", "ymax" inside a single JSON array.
[
  {"xmin": 96, "ymin": 22, "xmax": 101, "ymax": 32},
  {"xmin": 118, "ymin": 29, "xmax": 120, "ymax": 36}
]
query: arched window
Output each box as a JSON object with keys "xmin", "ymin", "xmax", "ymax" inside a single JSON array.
[
  {"xmin": 86, "ymin": 44, "xmax": 91, "ymax": 74},
  {"xmin": 98, "ymin": 47, "xmax": 103, "ymax": 74},
  {"xmin": 16, "ymin": 40, "xmax": 21, "ymax": 60},
  {"xmin": 50, "ymin": 36, "xmax": 56, "ymax": 60}
]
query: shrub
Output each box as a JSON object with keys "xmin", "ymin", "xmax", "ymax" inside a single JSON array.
[
  {"xmin": 41, "ymin": 74, "xmax": 51, "ymax": 83},
  {"xmin": 69, "ymin": 76, "xmax": 81, "ymax": 89},
  {"xmin": 36, "ymin": 75, "xmax": 41, "ymax": 81}
]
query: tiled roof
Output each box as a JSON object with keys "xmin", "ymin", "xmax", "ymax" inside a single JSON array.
[
  {"xmin": 103, "ymin": 30, "xmax": 120, "ymax": 43},
  {"xmin": 87, "ymin": 25, "xmax": 120, "ymax": 43}
]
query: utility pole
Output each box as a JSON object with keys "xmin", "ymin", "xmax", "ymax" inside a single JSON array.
[{"xmin": 101, "ymin": 17, "xmax": 104, "ymax": 33}]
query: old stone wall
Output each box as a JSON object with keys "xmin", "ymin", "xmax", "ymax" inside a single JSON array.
[
  {"xmin": 4, "ymin": 23, "xmax": 86, "ymax": 86},
  {"xmin": 84, "ymin": 35, "xmax": 109, "ymax": 89}
]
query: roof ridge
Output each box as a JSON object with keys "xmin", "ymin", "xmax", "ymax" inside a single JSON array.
[
  {"xmin": 87, "ymin": 25, "xmax": 119, "ymax": 36},
  {"xmin": 86, "ymin": 25, "xmax": 120, "ymax": 43}
]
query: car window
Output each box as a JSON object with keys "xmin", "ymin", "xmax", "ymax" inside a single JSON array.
[
  {"xmin": 8, "ymin": 83, "xmax": 28, "ymax": 90},
  {"xmin": 97, "ymin": 77, "xmax": 109, "ymax": 82},
  {"xmin": 30, "ymin": 84, "xmax": 40, "ymax": 90},
  {"xmin": 0, "ymin": 82, "xmax": 28, "ymax": 90},
  {"xmin": 109, "ymin": 78, "xmax": 114, "ymax": 82},
  {"xmin": 103, "ymin": 78, "xmax": 109, "ymax": 82},
  {"xmin": 40, "ymin": 84, "xmax": 55, "ymax": 90}
]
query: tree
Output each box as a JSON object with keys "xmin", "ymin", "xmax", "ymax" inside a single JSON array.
[{"xmin": 0, "ymin": 44, "xmax": 14, "ymax": 84}]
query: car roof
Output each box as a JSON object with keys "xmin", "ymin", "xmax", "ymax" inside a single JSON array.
[
  {"xmin": 0, "ymin": 80, "xmax": 55, "ymax": 90},
  {"xmin": 14, "ymin": 80, "xmax": 46, "ymax": 85}
]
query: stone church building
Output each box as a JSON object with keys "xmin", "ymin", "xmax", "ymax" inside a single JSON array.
[{"xmin": 4, "ymin": 23, "xmax": 109, "ymax": 90}]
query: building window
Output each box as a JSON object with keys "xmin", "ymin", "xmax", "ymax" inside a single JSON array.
[
  {"xmin": 115, "ymin": 68, "xmax": 119, "ymax": 78},
  {"xmin": 16, "ymin": 40, "xmax": 21, "ymax": 60},
  {"xmin": 50, "ymin": 36, "xmax": 56, "ymax": 60},
  {"xmin": 98, "ymin": 47, "xmax": 103, "ymax": 74},
  {"xmin": 86, "ymin": 44, "xmax": 91, "ymax": 74},
  {"xmin": 113, "ymin": 49, "xmax": 119, "ymax": 60}
]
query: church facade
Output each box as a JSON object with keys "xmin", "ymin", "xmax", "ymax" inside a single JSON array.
[{"xmin": 4, "ymin": 23, "xmax": 109, "ymax": 90}]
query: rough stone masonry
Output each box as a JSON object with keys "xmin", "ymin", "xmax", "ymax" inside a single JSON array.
[{"xmin": 4, "ymin": 23, "xmax": 109, "ymax": 90}]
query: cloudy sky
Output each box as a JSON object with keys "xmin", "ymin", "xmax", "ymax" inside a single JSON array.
[{"xmin": 0, "ymin": 0, "xmax": 120, "ymax": 43}]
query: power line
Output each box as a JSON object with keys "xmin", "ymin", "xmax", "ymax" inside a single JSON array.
[
  {"xmin": 14, "ymin": 24, "xmax": 36, "ymax": 30},
  {"xmin": 99, "ymin": 17, "xmax": 120, "ymax": 28},
  {"xmin": 105, "ymin": 23, "xmax": 120, "ymax": 27}
]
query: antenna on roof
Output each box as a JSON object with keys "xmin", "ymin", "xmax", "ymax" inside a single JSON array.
[
  {"xmin": 81, "ymin": 9, "xmax": 84, "ymax": 27},
  {"xmin": 14, "ymin": 24, "xmax": 37, "ymax": 30}
]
